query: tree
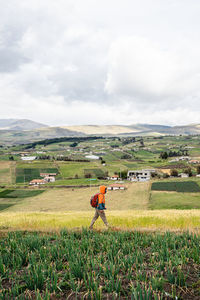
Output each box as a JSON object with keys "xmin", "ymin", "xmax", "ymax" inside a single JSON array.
[
  {"xmin": 170, "ymin": 169, "xmax": 178, "ymax": 177},
  {"xmin": 163, "ymin": 173, "xmax": 170, "ymax": 178},
  {"xmin": 70, "ymin": 142, "xmax": 78, "ymax": 147},
  {"xmin": 184, "ymin": 167, "xmax": 193, "ymax": 177},
  {"xmin": 84, "ymin": 173, "xmax": 92, "ymax": 178},
  {"xmin": 159, "ymin": 152, "xmax": 168, "ymax": 159},
  {"xmin": 196, "ymin": 165, "xmax": 200, "ymax": 174},
  {"xmin": 119, "ymin": 170, "xmax": 128, "ymax": 179}
]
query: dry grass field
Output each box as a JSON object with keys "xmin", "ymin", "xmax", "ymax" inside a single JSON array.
[
  {"xmin": 0, "ymin": 182, "xmax": 150, "ymax": 212},
  {"xmin": 0, "ymin": 210, "xmax": 200, "ymax": 232},
  {"xmin": 0, "ymin": 182, "xmax": 199, "ymax": 232},
  {"xmin": 0, "ymin": 161, "xmax": 14, "ymax": 185}
]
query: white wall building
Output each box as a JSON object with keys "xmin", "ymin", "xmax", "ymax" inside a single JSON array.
[
  {"xmin": 21, "ymin": 156, "xmax": 36, "ymax": 161},
  {"xmin": 127, "ymin": 169, "xmax": 155, "ymax": 182}
]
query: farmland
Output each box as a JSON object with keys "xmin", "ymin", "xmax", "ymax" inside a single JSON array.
[
  {"xmin": 0, "ymin": 230, "xmax": 200, "ymax": 299},
  {"xmin": 0, "ymin": 135, "xmax": 200, "ymax": 299},
  {"xmin": 151, "ymin": 181, "xmax": 200, "ymax": 193}
]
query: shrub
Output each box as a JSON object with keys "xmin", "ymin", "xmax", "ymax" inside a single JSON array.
[{"xmin": 170, "ymin": 169, "xmax": 178, "ymax": 177}]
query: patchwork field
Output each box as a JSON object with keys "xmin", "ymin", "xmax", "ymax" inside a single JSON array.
[
  {"xmin": 16, "ymin": 168, "xmax": 58, "ymax": 183},
  {"xmin": 1, "ymin": 134, "xmax": 200, "ymax": 299}
]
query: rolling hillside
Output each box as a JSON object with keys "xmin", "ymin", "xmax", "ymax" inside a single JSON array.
[
  {"xmin": 0, "ymin": 119, "xmax": 48, "ymax": 130},
  {"xmin": 0, "ymin": 119, "xmax": 200, "ymax": 144}
]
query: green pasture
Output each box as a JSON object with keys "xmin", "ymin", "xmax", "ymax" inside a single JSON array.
[
  {"xmin": 84, "ymin": 168, "xmax": 105, "ymax": 178},
  {"xmin": 149, "ymin": 191, "xmax": 200, "ymax": 209},
  {"xmin": 48, "ymin": 178, "xmax": 106, "ymax": 186},
  {"xmin": 0, "ymin": 190, "xmax": 45, "ymax": 212},
  {"xmin": 0, "ymin": 189, "xmax": 44, "ymax": 198},
  {"xmin": 58, "ymin": 161, "xmax": 100, "ymax": 178}
]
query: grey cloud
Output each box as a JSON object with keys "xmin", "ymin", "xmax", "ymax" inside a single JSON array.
[
  {"xmin": 0, "ymin": 0, "xmax": 200, "ymax": 125},
  {"xmin": 0, "ymin": 48, "xmax": 29, "ymax": 72}
]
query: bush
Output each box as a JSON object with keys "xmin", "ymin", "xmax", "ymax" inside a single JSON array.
[
  {"xmin": 170, "ymin": 169, "xmax": 178, "ymax": 177},
  {"xmin": 196, "ymin": 165, "xmax": 200, "ymax": 174},
  {"xmin": 184, "ymin": 167, "xmax": 193, "ymax": 177},
  {"xmin": 163, "ymin": 173, "xmax": 170, "ymax": 178}
]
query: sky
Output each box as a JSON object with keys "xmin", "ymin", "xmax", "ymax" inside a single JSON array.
[{"xmin": 0, "ymin": 0, "xmax": 200, "ymax": 126}]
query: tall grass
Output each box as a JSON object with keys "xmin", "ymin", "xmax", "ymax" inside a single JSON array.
[{"xmin": 0, "ymin": 210, "xmax": 200, "ymax": 232}]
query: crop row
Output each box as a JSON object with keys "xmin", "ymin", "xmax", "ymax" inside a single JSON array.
[
  {"xmin": 0, "ymin": 230, "xmax": 200, "ymax": 299},
  {"xmin": 151, "ymin": 181, "xmax": 200, "ymax": 192}
]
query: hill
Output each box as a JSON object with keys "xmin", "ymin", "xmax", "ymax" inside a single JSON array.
[
  {"xmin": 0, "ymin": 119, "xmax": 48, "ymax": 131},
  {"xmin": 1, "ymin": 119, "xmax": 200, "ymax": 144}
]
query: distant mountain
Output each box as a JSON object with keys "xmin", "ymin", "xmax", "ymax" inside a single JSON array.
[
  {"xmin": 0, "ymin": 119, "xmax": 200, "ymax": 145},
  {"xmin": 0, "ymin": 119, "xmax": 48, "ymax": 130}
]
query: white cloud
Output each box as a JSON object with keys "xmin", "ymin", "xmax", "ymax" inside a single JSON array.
[
  {"xmin": 105, "ymin": 36, "xmax": 200, "ymax": 106},
  {"xmin": 0, "ymin": 0, "xmax": 200, "ymax": 125}
]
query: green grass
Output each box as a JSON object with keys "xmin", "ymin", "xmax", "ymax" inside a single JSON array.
[
  {"xmin": 0, "ymin": 190, "xmax": 45, "ymax": 212},
  {"xmin": 150, "ymin": 191, "xmax": 200, "ymax": 209},
  {"xmin": 58, "ymin": 162, "xmax": 99, "ymax": 178},
  {"xmin": 151, "ymin": 181, "xmax": 200, "ymax": 192},
  {"xmin": 0, "ymin": 189, "xmax": 45, "ymax": 198},
  {"xmin": 84, "ymin": 168, "xmax": 105, "ymax": 178},
  {"xmin": 0, "ymin": 230, "xmax": 199, "ymax": 299}
]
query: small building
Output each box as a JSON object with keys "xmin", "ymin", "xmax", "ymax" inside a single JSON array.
[
  {"xmin": 29, "ymin": 179, "xmax": 46, "ymax": 185},
  {"xmin": 127, "ymin": 169, "xmax": 155, "ymax": 182},
  {"xmin": 85, "ymin": 155, "xmax": 99, "ymax": 160},
  {"xmin": 21, "ymin": 156, "xmax": 36, "ymax": 161},
  {"xmin": 189, "ymin": 160, "xmax": 199, "ymax": 164},
  {"xmin": 44, "ymin": 176, "xmax": 55, "ymax": 182},
  {"xmin": 108, "ymin": 184, "xmax": 125, "ymax": 191},
  {"xmin": 110, "ymin": 174, "xmax": 119, "ymax": 180},
  {"xmin": 40, "ymin": 173, "xmax": 57, "ymax": 177},
  {"xmin": 179, "ymin": 173, "xmax": 189, "ymax": 178}
]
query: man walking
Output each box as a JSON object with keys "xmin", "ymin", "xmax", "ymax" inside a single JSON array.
[{"xmin": 89, "ymin": 185, "xmax": 109, "ymax": 229}]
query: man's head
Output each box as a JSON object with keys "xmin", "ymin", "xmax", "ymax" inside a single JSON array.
[{"xmin": 100, "ymin": 185, "xmax": 107, "ymax": 194}]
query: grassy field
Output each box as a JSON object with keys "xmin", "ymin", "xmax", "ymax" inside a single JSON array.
[
  {"xmin": 0, "ymin": 183, "xmax": 149, "ymax": 212},
  {"xmin": 150, "ymin": 191, "xmax": 200, "ymax": 209},
  {"xmin": 16, "ymin": 168, "xmax": 58, "ymax": 183},
  {"xmin": 0, "ymin": 161, "xmax": 13, "ymax": 185},
  {"xmin": 151, "ymin": 181, "xmax": 200, "ymax": 192},
  {"xmin": 0, "ymin": 210, "xmax": 200, "ymax": 232},
  {"xmin": 0, "ymin": 230, "xmax": 200, "ymax": 299}
]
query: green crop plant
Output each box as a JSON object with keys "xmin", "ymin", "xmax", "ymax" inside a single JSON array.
[{"xmin": 0, "ymin": 230, "xmax": 200, "ymax": 298}]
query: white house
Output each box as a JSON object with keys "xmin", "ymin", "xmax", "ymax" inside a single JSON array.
[
  {"xmin": 108, "ymin": 184, "xmax": 125, "ymax": 190},
  {"xmin": 29, "ymin": 179, "xmax": 46, "ymax": 185},
  {"xmin": 44, "ymin": 176, "xmax": 55, "ymax": 182},
  {"xmin": 85, "ymin": 154, "xmax": 99, "ymax": 160},
  {"xmin": 21, "ymin": 156, "xmax": 36, "ymax": 161},
  {"xmin": 109, "ymin": 174, "xmax": 120, "ymax": 180},
  {"xmin": 127, "ymin": 169, "xmax": 155, "ymax": 182}
]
